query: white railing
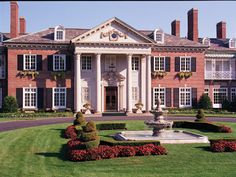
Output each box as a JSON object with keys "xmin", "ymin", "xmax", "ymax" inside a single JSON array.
[{"xmin": 205, "ymin": 71, "xmax": 236, "ymax": 80}]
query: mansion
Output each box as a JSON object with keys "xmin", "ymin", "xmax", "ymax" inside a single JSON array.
[{"xmin": 0, "ymin": 2, "xmax": 236, "ymax": 114}]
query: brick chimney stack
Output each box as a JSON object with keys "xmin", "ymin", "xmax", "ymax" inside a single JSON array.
[
  {"xmin": 19, "ymin": 17, "xmax": 26, "ymax": 35},
  {"xmin": 187, "ymin": 8, "xmax": 198, "ymax": 42},
  {"xmin": 216, "ymin": 21, "xmax": 226, "ymax": 39},
  {"xmin": 171, "ymin": 20, "xmax": 180, "ymax": 37},
  {"xmin": 10, "ymin": 1, "xmax": 19, "ymax": 38}
]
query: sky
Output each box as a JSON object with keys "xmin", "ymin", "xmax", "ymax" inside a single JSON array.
[{"xmin": 0, "ymin": 1, "xmax": 236, "ymax": 38}]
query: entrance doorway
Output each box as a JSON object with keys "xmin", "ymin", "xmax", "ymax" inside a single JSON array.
[{"xmin": 104, "ymin": 86, "xmax": 118, "ymax": 112}]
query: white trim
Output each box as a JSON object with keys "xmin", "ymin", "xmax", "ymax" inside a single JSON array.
[
  {"xmin": 53, "ymin": 54, "xmax": 66, "ymax": 71},
  {"xmin": 153, "ymin": 87, "xmax": 166, "ymax": 108},
  {"xmin": 23, "ymin": 87, "xmax": 38, "ymax": 109},
  {"xmin": 213, "ymin": 88, "xmax": 228, "ymax": 108},
  {"xmin": 0, "ymin": 88, "xmax": 2, "ymax": 109},
  {"xmin": 154, "ymin": 29, "xmax": 164, "ymax": 44},
  {"xmin": 180, "ymin": 56, "xmax": 191, "ymax": 72},
  {"xmin": 153, "ymin": 56, "xmax": 166, "ymax": 71},
  {"xmin": 52, "ymin": 87, "xmax": 67, "ymax": 109},
  {"xmin": 202, "ymin": 37, "xmax": 210, "ymax": 46},
  {"xmin": 179, "ymin": 87, "xmax": 192, "ymax": 108},
  {"xmin": 54, "ymin": 26, "xmax": 65, "ymax": 41},
  {"xmin": 23, "ymin": 54, "xmax": 37, "ymax": 71},
  {"xmin": 81, "ymin": 55, "xmax": 92, "ymax": 71},
  {"xmin": 229, "ymin": 38, "xmax": 236, "ymax": 49},
  {"xmin": 205, "ymin": 54, "xmax": 236, "ymax": 58},
  {"xmin": 132, "ymin": 56, "xmax": 140, "ymax": 71}
]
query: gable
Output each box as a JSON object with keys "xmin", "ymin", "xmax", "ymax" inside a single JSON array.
[{"xmin": 72, "ymin": 18, "xmax": 154, "ymax": 44}]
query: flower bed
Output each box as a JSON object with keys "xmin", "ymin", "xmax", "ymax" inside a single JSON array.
[
  {"xmin": 210, "ymin": 139, "xmax": 236, "ymax": 152},
  {"xmin": 67, "ymin": 142, "xmax": 167, "ymax": 161},
  {"xmin": 64, "ymin": 125, "xmax": 78, "ymax": 140}
]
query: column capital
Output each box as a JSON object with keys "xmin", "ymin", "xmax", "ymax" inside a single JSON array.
[
  {"xmin": 95, "ymin": 53, "xmax": 101, "ymax": 57},
  {"xmin": 74, "ymin": 52, "xmax": 81, "ymax": 57},
  {"xmin": 127, "ymin": 53, "xmax": 133, "ymax": 57}
]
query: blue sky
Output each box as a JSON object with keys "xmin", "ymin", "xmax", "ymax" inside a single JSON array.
[{"xmin": 0, "ymin": 1, "xmax": 236, "ymax": 38}]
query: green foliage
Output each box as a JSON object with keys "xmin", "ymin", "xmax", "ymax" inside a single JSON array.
[
  {"xmin": 222, "ymin": 98, "xmax": 236, "ymax": 112},
  {"xmin": 195, "ymin": 109, "xmax": 206, "ymax": 122},
  {"xmin": 73, "ymin": 112, "xmax": 86, "ymax": 125},
  {"xmin": 2, "ymin": 96, "xmax": 18, "ymax": 113},
  {"xmin": 80, "ymin": 131, "xmax": 98, "ymax": 142},
  {"xmin": 96, "ymin": 122, "xmax": 126, "ymax": 130},
  {"xmin": 83, "ymin": 121, "xmax": 96, "ymax": 132},
  {"xmin": 198, "ymin": 94, "xmax": 212, "ymax": 109},
  {"xmin": 100, "ymin": 139, "xmax": 160, "ymax": 146}
]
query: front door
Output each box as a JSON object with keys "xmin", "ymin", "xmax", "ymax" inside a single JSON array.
[{"xmin": 105, "ymin": 87, "xmax": 118, "ymax": 112}]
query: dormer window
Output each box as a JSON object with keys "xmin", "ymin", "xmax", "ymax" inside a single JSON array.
[
  {"xmin": 202, "ymin": 37, "xmax": 210, "ymax": 46},
  {"xmin": 154, "ymin": 28, "xmax": 164, "ymax": 44},
  {"xmin": 229, "ymin": 38, "xmax": 236, "ymax": 48},
  {"xmin": 54, "ymin": 25, "xmax": 65, "ymax": 41}
]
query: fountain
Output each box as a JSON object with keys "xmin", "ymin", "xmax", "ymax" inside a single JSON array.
[
  {"xmin": 114, "ymin": 98, "xmax": 209, "ymax": 144},
  {"xmin": 144, "ymin": 97, "xmax": 173, "ymax": 136}
]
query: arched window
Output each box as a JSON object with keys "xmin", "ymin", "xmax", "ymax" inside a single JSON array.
[
  {"xmin": 154, "ymin": 28, "xmax": 164, "ymax": 44},
  {"xmin": 229, "ymin": 38, "xmax": 236, "ymax": 48},
  {"xmin": 202, "ymin": 37, "xmax": 210, "ymax": 46},
  {"xmin": 54, "ymin": 25, "xmax": 65, "ymax": 41}
]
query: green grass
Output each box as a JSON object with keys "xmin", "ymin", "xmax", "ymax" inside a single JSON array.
[{"xmin": 0, "ymin": 121, "xmax": 236, "ymax": 177}]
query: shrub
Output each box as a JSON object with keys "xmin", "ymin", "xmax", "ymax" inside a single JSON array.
[
  {"xmin": 96, "ymin": 123, "xmax": 126, "ymax": 130},
  {"xmin": 195, "ymin": 109, "xmax": 206, "ymax": 122},
  {"xmin": 198, "ymin": 94, "xmax": 212, "ymax": 109},
  {"xmin": 118, "ymin": 146, "xmax": 136, "ymax": 157},
  {"xmin": 73, "ymin": 112, "xmax": 86, "ymax": 125},
  {"xmin": 2, "ymin": 96, "xmax": 18, "ymax": 113},
  {"xmin": 67, "ymin": 139, "xmax": 81, "ymax": 149},
  {"xmin": 222, "ymin": 99, "xmax": 231, "ymax": 111},
  {"xmin": 64, "ymin": 125, "xmax": 78, "ymax": 139},
  {"xmin": 80, "ymin": 131, "xmax": 98, "ymax": 142},
  {"xmin": 98, "ymin": 145, "xmax": 119, "ymax": 159},
  {"xmin": 218, "ymin": 125, "xmax": 233, "ymax": 133},
  {"xmin": 83, "ymin": 121, "xmax": 96, "ymax": 132},
  {"xmin": 100, "ymin": 139, "xmax": 160, "ymax": 146},
  {"xmin": 210, "ymin": 140, "xmax": 236, "ymax": 152}
]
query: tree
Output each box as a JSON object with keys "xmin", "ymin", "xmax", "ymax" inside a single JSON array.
[
  {"xmin": 198, "ymin": 94, "xmax": 212, "ymax": 109},
  {"xmin": 2, "ymin": 96, "xmax": 18, "ymax": 113}
]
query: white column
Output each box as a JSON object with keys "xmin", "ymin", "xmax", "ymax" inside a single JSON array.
[
  {"xmin": 140, "ymin": 55, "xmax": 146, "ymax": 110},
  {"xmin": 74, "ymin": 53, "xmax": 81, "ymax": 112},
  {"xmin": 96, "ymin": 53, "xmax": 101, "ymax": 113},
  {"xmin": 146, "ymin": 55, "xmax": 152, "ymax": 112},
  {"xmin": 127, "ymin": 54, "xmax": 132, "ymax": 113}
]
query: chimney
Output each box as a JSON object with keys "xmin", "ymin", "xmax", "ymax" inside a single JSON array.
[
  {"xmin": 216, "ymin": 21, "xmax": 226, "ymax": 39},
  {"xmin": 187, "ymin": 8, "xmax": 198, "ymax": 42},
  {"xmin": 10, "ymin": 1, "xmax": 19, "ymax": 38},
  {"xmin": 19, "ymin": 17, "xmax": 26, "ymax": 35},
  {"xmin": 171, "ymin": 20, "xmax": 180, "ymax": 37}
]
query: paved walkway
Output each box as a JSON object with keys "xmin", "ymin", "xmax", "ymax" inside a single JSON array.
[{"xmin": 0, "ymin": 116, "xmax": 236, "ymax": 132}]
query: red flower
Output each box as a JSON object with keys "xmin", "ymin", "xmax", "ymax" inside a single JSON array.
[{"xmin": 64, "ymin": 125, "xmax": 78, "ymax": 140}]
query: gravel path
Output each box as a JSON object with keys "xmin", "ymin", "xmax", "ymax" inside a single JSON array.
[{"xmin": 0, "ymin": 116, "xmax": 236, "ymax": 132}]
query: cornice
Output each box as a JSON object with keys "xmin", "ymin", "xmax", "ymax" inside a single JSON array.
[{"xmin": 4, "ymin": 43, "xmax": 71, "ymax": 50}]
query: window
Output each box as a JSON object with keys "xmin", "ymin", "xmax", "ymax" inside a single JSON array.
[
  {"xmin": 0, "ymin": 33, "xmax": 3, "ymax": 43},
  {"xmin": 54, "ymin": 25, "xmax": 65, "ymax": 41},
  {"xmin": 154, "ymin": 56, "xmax": 165, "ymax": 71},
  {"xmin": 153, "ymin": 87, "xmax": 166, "ymax": 107},
  {"xmin": 202, "ymin": 37, "xmax": 210, "ymax": 46},
  {"xmin": 179, "ymin": 88, "xmax": 192, "ymax": 107},
  {"xmin": 24, "ymin": 54, "xmax": 37, "ymax": 71},
  {"xmin": 180, "ymin": 57, "xmax": 191, "ymax": 72},
  {"xmin": 81, "ymin": 56, "xmax": 92, "ymax": 70},
  {"xmin": 213, "ymin": 88, "xmax": 227, "ymax": 105},
  {"xmin": 132, "ymin": 57, "xmax": 139, "ymax": 71},
  {"xmin": 231, "ymin": 88, "xmax": 236, "ymax": 101},
  {"xmin": 132, "ymin": 87, "xmax": 139, "ymax": 101},
  {"xmin": 154, "ymin": 28, "xmax": 164, "ymax": 43},
  {"xmin": 23, "ymin": 88, "xmax": 37, "ymax": 108},
  {"xmin": 229, "ymin": 38, "xmax": 236, "ymax": 48},
  {"xmin": 0, "ymin": 55, "xmax": 5, "ymax": 79},
  {"xmin": 204, "ymin": 88, "xmax": 209, "ymax": 96},
  {"xmin": 53, "ymin": 87, "xmax": 66, "ymax": 109},
  {"xmin": 53, "ymin": 54, "xmax": 66, "ymax": 71},
  {"xmin": 82, "ymin": 87, "xmax": 89, "ymax": 103},
  {"xmin": 0, "ymin": 88, "xmax": 2, "ymax": 109},
  {"xmin": 105, "ymin": 55, "xmax": 116, "ymax": 71}
]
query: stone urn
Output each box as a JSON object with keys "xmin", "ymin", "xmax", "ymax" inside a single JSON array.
[
  {"xmin": 135, "ymin": 102, "xmax": 143, "ymax": 114},
  {"xmin": 83, "ymin": 103, "xmax": 91, "ymax": 115}
]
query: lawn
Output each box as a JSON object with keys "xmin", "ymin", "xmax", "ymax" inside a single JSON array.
[{"xmin": 0, "ymin": 121, "xmax": 236, "ymax": 177}]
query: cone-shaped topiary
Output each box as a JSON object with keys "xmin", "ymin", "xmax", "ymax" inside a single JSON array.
[
  {"xmin": 195, "ymin": 109, "xmax": 206, "ymax": 122},
  {"xmin": 198, "ymin": 94, "xmax": 212, "ymax": 109},
  {"xmin": 73, "ymin": 112, "xmax": 86, "ymax": 126}
]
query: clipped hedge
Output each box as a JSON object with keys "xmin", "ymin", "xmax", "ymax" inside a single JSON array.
[
  {"xmin": 96, "ymin": 122, "xmax": 126, "ymax": 130},
  {"xmin": 100, "ymin": 138, "xmax": 160, "ymax": 146},
  {"xmin": 209, "ymin": 139, "xmax": 236, "ymax": 152},
  {"xmin": 173, "ymin": 121, "xmax": 232, "ymax": 133}
]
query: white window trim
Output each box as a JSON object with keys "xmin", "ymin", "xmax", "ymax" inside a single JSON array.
[
  {"xmin": 213, "ymin": 88, "xmax": 228, "ymax": 108},
  {"xmin": 53, "ymin": 54, "xmax": 66, "ymax": 71},
  {"xmin": 0, "ymin": 88, "xmax": 2, "ymax": 109},
  {"xmin": 154, "ymin": 29, "xmax": 164, "ymax": 44},
  {"xmin": 54, "ymin": 26, "xmax": 65, "ymax": 41},
  {"xmin": 52, "ymin": 87, "xmax": 66, "ymax": 109},
  {"xmin": 229, "ymin": 38, "xmax": 236, "ymax": 49},
  {"xmin": 153, "ymin": 56, "xmax": 166, "ymax": 71},
  {"xmin": 23, "ymin": 87, "xmax": 38, "ymax": 109},
  {"xmin": 23, "ymin": 54, "xmax": 37, "ymax": 71},
  {"xmin": 81, "ymin": 55, "xmax": 92, "ymax": 71},
  {"xmin": 180, "ymin": 56, "xmax": 191, "ymax": 72},
  {"xmin": 202, "ymin": 37, "xmax": 210, "ymax": 46},
  {"xmin": 179, "ymin": 87, "xmax": 192, "ymax": 108},
  {"xmin": 132, "ymin": 56, "xmax": 140, "ymax": 71},
  {"xmin": 153, "ymin": 87, "xmax": 166, "ymax": 108}
]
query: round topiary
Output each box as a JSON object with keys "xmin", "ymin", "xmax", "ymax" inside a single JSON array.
[
  {"xmin": 73, "ymin": 112, "xmax": 86, "ymax": 125},
  {"xmin": 83, "ymin": 121, "xmax": 96, "ymax": 132},
  {"xmin": 2, "ymin": 96, "xmax": 18, "ymax": 113},
  {"xmin": 76, "ymin": 138, "xmax": 101, "ymax": 150},
  {"xmin": 195, "ymin": 109, "xmax": 206, "ymax": 122},
  {"xmin": 80, "ymin": 131, "xmax": 98, "ymax": 142}
]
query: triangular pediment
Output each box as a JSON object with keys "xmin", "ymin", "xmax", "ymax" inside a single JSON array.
[{"xmin": 71, "ymin": 17, "xmax": 154, "ymax": 44}]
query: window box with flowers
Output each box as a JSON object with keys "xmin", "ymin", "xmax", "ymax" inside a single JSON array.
[
  {"xmin": 19, "ymin": 71, "xmax": 39, "ymax": 79},
  {"xmin": 51, "ymin": 71, "xmax": 66, "ymax": 81},
  {"xmin": 176, "ymin": 71, "xmax": 192, "ymax": 80},
  {"xmin": 151, "ymin": 71, "xmax": 167, "ymax": 79}
]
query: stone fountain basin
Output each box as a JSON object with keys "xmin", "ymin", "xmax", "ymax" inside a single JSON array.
[{"xmin": 114, "ymin": 130, "xmax": 209, "ymax": 144}]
